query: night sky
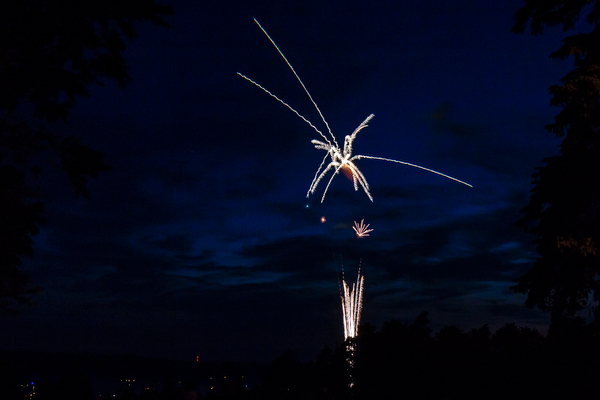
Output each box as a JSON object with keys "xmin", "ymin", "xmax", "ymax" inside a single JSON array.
[{"xmin": 0, "ymin": 0, "xmax": 580, "ymax": 363}]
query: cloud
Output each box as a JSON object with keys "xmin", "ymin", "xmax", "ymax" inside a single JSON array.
[{"xmin": 430, "ymin": 102, "xmax": 485, "ymax": 139}]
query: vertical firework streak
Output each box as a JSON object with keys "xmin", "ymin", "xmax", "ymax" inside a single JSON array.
[
  {"xmin": 340, "ymin": 268, "xmax": 364, "ymax": 341},
  {"xmin": 339, "ymin": 265, "xmax": 364, "ymax": 387}
]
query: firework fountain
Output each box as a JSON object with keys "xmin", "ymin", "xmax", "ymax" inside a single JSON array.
[
  {"xmin": 340, "ymin": 265, "xmax": 364, "ymax": 387},
  {"xmin": 340, "ymin": 268, "xmax": 364, "ymax": 341}
]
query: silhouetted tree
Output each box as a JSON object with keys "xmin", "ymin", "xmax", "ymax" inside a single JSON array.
[
  {"xmin": 302, "ymin": 346, "xmax": 350, "ymax": 400},
  {"xmin": 159, "ymin": 378, "xmax": 184, "ymax": 400},
  {"xmin": 0, "ymin": 0, "xmax": 172, "ymax": 313},
  {"xmin": 353, "ymin": 312, "xmax": 434, "ymax": 400},
  {"xmin": 0, "ymin": 371, "xmax": 23, "ymax": 400},
  {"xmin": 120, "ymin": 385, "xmax": 138, "ymax": 400},
  {"xmin": 205, "ymin": 363, "xmax": 245, "ymax": 400},
  {"xmin": 140, "ymin": 384, "xmax": 159, "ymax": 400},
  {"xmin": 512, "ymin": 1, "xmax": 600, "ymax": 325},
  {"xmin": 255, "ymin": 313, "xmax": 600, "ymax": 399},
  {"xmin": 0, "ymin": 165, "xmax": 44, "ymax": 314},
  {"xmin": 259, "ymin": 351, "xmax": 306, "ymax": 400},
  {"xmin": 35, "ymin": 372, "xmax": 94, "ymax": 400}
]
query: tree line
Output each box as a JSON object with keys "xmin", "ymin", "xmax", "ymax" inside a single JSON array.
[
  {"xmin": 5, "ymin": 312, "xmax": 600, "ymax": 399},
  {"xmin": 252, "ymin": 312, "xmax": 600, "ymax": 400}
]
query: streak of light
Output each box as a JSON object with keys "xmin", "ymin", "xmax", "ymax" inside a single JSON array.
[{"xmin": 340, "ymin": 268, "xmax": 364, "ymax": 341}]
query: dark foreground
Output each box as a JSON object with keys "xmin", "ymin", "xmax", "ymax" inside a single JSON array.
[{"xmin": 3, "ymin": 312, "xmax": 600, "ymax": 399}]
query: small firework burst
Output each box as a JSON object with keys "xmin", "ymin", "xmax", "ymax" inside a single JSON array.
[{"xmin": 353, "ymin": 219, "xmax": 373, "ymax": 238}]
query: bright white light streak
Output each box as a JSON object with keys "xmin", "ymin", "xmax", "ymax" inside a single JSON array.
[
  {"xmin": 340, "ymin": 269, "xmax": 364, "ymax": 341},
  {"xmin": 238, "ymin": 19, "xmax": 472, "ymax": 202}
]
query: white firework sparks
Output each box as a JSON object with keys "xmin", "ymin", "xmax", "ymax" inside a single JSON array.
[
  {"xmin": 353, "ymin": 219, "xmax": 374, "ymax": 238},
  {"xmin": 340, "ymin": 266, "xmax": 364, "ymax": 387},
  {"xmin": 238, "ymin": 18, "xmax": 472, "ymax": 203},
  {"xmin": 340, "ymin": 269, "xmax": 364, "ymax": 341}
]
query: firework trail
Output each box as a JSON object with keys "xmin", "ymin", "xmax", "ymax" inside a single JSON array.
[{"xmin": 340, "ymin": 266, "xmax": 364, "ymax": 341}]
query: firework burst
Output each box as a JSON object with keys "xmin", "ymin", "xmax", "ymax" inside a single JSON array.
[
  {"xmin": 353, "ymin": 219, "xmax": 373, "ymax": 238},
  {"xmin": 237, "ymin": 18, "xmax": 472, "ymax": 203}
]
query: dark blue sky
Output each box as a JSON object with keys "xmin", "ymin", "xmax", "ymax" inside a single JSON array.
[{"xmin": 0, "ymin": 0, "xmax": 581, "ymax": 363}]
